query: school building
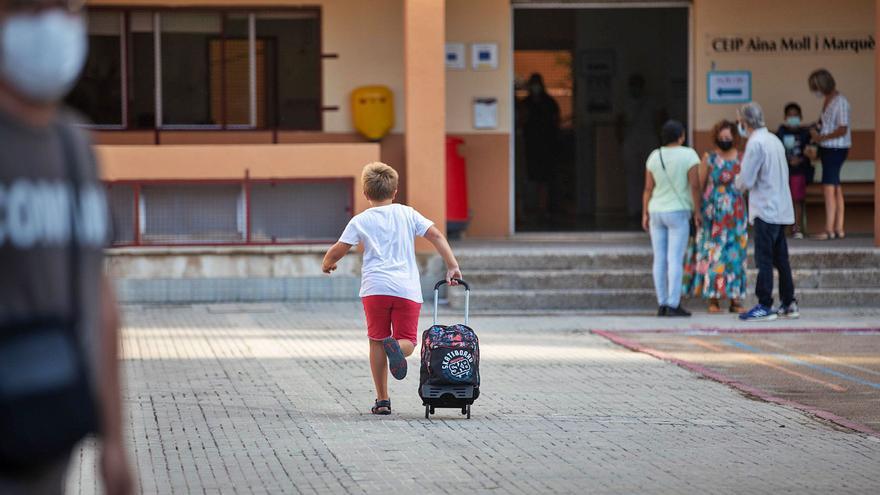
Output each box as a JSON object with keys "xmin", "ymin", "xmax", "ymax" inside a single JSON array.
[{"xmin": 79, "ymin": 0, "xmax": 879, "ymax": 262}]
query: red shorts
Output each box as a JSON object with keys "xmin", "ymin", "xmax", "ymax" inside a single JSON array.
[{"xmin": 362, "ymin": 295, "xmax": 422, "ymax": 345}]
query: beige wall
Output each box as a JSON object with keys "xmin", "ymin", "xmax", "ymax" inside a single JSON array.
[
  {"xmin": 88, "ymin": 0, "xmax": 405, "ymax": 134},
  {"xmin": 445, "ymin": 0, "xmax": 513, "ymax": 134},
  {"xmin": 96, "ymin": 143, "xmax": 380, "ymax": 214},
  {"xmin": 694, "ymin": 0, "xmax": 875, "ymax": 131},
  {"xmin": 445, "ymin": 0, "xmax": 513, "ymax": 237}
]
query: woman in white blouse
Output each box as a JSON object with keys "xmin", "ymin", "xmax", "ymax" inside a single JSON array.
[{"xmin": 808, "ymin": 69, "xmax": 851, "ymax": 240}]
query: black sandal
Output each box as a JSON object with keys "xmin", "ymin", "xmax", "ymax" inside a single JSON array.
[{"xmin": 371, "ymin": 399, "xmax": 391, "ymax": 415}]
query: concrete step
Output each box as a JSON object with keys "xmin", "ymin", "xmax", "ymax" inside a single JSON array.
[
  {"xmin": 463, "ymin": 268, "xmax": 880, "ymax": 290},
  {"xmin": 455, "ymin": 248, "xmax": 880, "ymax": 271},
  {"xmin": 448, "ymin": 288, "xmax": 880, "ymax": 311}
]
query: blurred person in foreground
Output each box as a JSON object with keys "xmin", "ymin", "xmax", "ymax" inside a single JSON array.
[
  {"xmin": 734, "ymin": 102, "xmax": 798, "ymax": 322},
  {"xmin": 0, "ymin": 0, "xmax": 132, "ymax": 494}
]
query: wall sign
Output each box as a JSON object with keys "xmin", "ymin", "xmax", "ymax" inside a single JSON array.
[
  {"xmin": 473, "ymin": 98, "xmax": 498, "ymax": 129},
  {"xmin": 445, "ymin": 43, "xmax": 465, "ymax": 70},
  {"xmin": 708, "ymin": 33, "xmax": 875, "ymax": 56},
  {"xmin": 471, "ymin": 43, "xmax": 499, "ymax": 70},
  {"xmin": 707, "ymin": 71, "xmax": 751, "ymax": 104}
]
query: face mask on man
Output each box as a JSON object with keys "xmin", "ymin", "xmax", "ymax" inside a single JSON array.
[
  {"xmin": 737, "ymin": 122, "xmax": 749, "ymax": 138},
  {"xmin": 813, "ymin": 91, "xmax": 825, "ymax": 99},
  {"xmin": 786, "ymin": 116, "xmax": 801, "ymax": 127},
  {"xmin": 0, "ymin": 9, "xmax": 87, "ymax": 103}
]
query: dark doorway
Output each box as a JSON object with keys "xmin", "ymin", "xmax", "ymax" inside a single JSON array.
[{"xmin": 514, "ymin": 7, "xmax": 688, "ymax": 232}]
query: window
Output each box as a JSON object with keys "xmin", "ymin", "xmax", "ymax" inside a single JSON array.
[
  {"xmin": 257, "ymin": 12, "xmax": 321, "ymax": 130},
  {"xmin": 66, "ymin": 11, "xmax": 124, "ymax": 127},
  {"xmin": 67, "ymin": 9, "xmax": 322, "ymax": 130},
  {"xmin": 128, "ymin": 12, "xmax": 155, "ymax": 128},
  {"xmin": 160, "ymin": 13, "xmax": 222, "ymax": 127}
]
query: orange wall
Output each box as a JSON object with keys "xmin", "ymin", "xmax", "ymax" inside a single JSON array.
[
  {"xmin": 445, "ymin": 0, "xmax": 513, "ymax": 237},
  {"xmin": 404, "ymin": 0, "xmax": 446, "ymax": 248},
  {"xmin": 96, "ymin": 143, "xmax": 380, "ymax": 214},
  {"xmin": 458, "ymin": 133, "xmax": 510, "ymax": 238},
  {"xmin": 445, "ymin": 0, "xmax": 512, "ymax": 134}
]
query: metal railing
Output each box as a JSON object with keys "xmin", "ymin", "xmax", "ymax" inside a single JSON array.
[{"xmin": 105, "ymin": 174, "xmax": 353, "ymax": 246}]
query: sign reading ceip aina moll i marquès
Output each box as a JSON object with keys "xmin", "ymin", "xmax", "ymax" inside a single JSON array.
[{"xmin": 709, "ymin": 33, "xmax": 875, "ymax": 55}]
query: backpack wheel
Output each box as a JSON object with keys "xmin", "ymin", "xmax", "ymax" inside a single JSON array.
[
  {"xmin": 461, "ymin": 407, "xmax": 467, "ymax": 415},
  {"xmin": 429, "ymin": 406, "xmax": 435, "ymax": 414}
]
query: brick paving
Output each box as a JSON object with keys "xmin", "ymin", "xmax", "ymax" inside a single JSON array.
[{"xmin": 69, "ymin": 303, "xmax": 880, "ymax": 494}]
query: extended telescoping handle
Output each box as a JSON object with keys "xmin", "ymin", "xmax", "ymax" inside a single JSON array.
[{"xmin": 433, "ymin": 279, "xmax": 470, "ymax": 326}]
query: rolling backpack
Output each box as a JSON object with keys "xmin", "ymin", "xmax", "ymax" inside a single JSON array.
[{"xmin": 419, "ymin": 279, "xmax": 480, "ymax": 419}]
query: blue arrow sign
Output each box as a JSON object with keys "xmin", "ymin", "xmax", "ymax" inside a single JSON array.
[{"xmin": 707, "ymin": 71, "xmax": 751, "ymax": 104}]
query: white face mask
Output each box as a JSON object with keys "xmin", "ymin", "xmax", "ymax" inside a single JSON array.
[
  {"xmin": 0, "ymin": 10, "xmax": 88, "ymax": 103},
  {"xmin": 813, "ymin": 91, "xmax": 825, "ymax": 99},
  {"xmin": 737, "ymin": 122, "xmax": 750, "ymax": 138}
]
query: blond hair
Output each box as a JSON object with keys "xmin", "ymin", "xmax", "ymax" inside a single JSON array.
[
  {"xmin": 808, "ymin": 69, "xmax": 836, "ymax": 95},
  {"xmin": 361, "ymin": 162, "xmax": 398, "ymax": 201}
]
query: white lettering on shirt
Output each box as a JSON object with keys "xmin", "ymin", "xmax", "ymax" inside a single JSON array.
[{"xmin": 0, "ymin": 179, "xmax": 107, "ymax": 248}]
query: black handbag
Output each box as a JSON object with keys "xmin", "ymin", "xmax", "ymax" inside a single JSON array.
[{"xmin": 0, "ymin": 126, "xmax": 99, "ymax": 474}]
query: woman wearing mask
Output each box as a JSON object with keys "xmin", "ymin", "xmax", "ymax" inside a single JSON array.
[
  {"xmin": 684, "ymin": 120, "xmax": 748, "ymax": 314},
  {"xmin": 643, "ymin": 120, "xmax": 702, "ymax": 317},
  {"xmin": 808, "ymin": 69, "xmax": 851, "ymax": 240}
]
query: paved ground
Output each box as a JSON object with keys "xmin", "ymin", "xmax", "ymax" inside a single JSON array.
[
  {"xmin": 69, "ymin": 304, "xmax": 880, "ymax": 494},
  {"xmin": 604, "ymin": 331, "xmax": 880, "ymax": 433}
]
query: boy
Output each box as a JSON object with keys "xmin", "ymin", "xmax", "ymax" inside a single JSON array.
[
  {"xmin": 775, "ymin": 102, "xmax": 813, "ymax": 238},
  {"xmin": 322, "ymin": 162, "xmax": 462, "ymax": 415}
]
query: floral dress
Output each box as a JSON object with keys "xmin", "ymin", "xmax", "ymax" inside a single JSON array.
[{"xmin": 682, "ymin": 152, "xmax": 748, "ymax": 300}]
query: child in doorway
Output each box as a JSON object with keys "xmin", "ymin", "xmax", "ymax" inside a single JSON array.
[
  {"xmin": 776, "ymin": 102, "xmax": 814, "ymax": 238},
  {"xmin": 322, "ymin": 162, "xmax": 462, "ymax": 415}
]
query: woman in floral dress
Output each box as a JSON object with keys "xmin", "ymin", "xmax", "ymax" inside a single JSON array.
[{"xmin": 684, "ymin": 120, "xmax": 748, "ymax": 313}]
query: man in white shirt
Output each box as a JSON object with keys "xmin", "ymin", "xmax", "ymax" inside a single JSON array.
[{"xmin": 734, "ymin": 102, "xmax": 798, "ymax": 321}]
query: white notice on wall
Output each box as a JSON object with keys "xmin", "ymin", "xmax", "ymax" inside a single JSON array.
[
  {"xmin": 446, "ymin": 43, "xmax": 465, "ymax": 70},
  {"xmin": 471, "ymin": 43, "xmax": 499, "ymax": 70},
  {"xmin": 473, "ymin": 98, "xmax": 498, "ymax": 129}
]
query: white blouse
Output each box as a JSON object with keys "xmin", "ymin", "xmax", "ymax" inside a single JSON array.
[{"xmin": 819, "ymin": 94, "xmax": 852, "ymax": 149}]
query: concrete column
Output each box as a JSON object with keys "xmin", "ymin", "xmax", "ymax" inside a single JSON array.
[
  {"xmin": 875, "ymin": 0, "xmax": 880, "ymax": 246},
  {"xmin": 404, "ymin": 0, "xmax": 446, "ymax": 249}
]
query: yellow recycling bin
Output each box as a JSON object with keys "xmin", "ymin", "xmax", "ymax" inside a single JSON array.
[{"xmin": 351, "ymin": 85, "xmax": 394, "ymax": 141}]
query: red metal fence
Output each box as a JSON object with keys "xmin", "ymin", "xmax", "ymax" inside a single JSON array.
[{"xmin": 105, "ymin": 175, "xmax": 353, "ymax": 246}]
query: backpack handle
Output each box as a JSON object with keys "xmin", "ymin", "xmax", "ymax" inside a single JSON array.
[{"xmin": 433, "ymin": 279, "xmax": 470, "ymax": 326}]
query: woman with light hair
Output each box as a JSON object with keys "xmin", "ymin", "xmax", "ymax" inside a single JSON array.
[{"xmin": 808, "ymin": 69, "xmax": 851, "ymax": 240}]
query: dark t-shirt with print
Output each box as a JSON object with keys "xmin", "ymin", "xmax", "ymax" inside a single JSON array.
[{"xmin": 0, "ymin": 107, "xmax": 109, "ymax": 365}]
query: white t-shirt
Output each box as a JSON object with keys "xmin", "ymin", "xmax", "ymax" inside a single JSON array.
[{"xmin": 338, "ymin": 203, "xmax": 434, "ymax": 303}]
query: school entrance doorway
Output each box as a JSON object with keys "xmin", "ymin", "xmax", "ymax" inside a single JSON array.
[{"xmin": 514, "ymin": 4, "xmax": 689, "ymax": 232}]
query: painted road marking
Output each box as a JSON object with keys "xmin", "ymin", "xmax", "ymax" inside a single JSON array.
[
  {"xmin": 689, "ymin": 338, "xmax": 847, "ymax": 392},
  {"xmin": 759, "ymin": 339, "xmax": 880, "ymax": 378},
  {"xmin": 723, "ymin": 339, "xmax": 880, "ymax": 390}
]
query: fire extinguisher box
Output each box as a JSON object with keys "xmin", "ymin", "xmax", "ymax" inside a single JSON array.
[{"xmin": 446, "ymin": 136, "xmax": 470, "ymax": 238}]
